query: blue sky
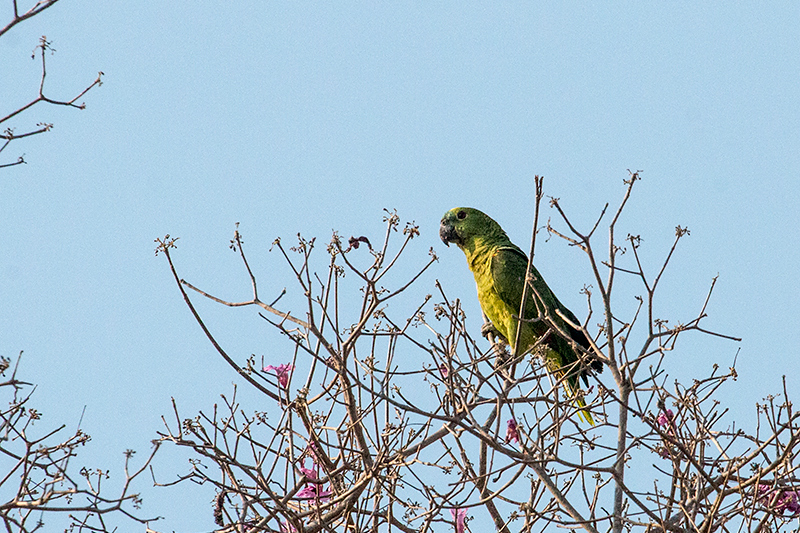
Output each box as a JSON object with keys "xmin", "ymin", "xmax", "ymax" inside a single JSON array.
[{"xmin": 1, "ymin": 2, "xmax": 798, "ymax": 530}]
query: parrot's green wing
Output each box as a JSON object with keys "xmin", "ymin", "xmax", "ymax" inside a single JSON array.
[
  {"xmin": 489, "ymin": 246, "xmax": 596, "ymax": 424},
  {"xmin": 488, "ymin": 246, "xmax": 582, "ymax": 349},
  {"xmin": 488, "ymin": 245, "xmax": 552, "ymax": 339}
]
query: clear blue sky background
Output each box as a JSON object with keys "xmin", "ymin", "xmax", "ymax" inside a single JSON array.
[{"xmin": 1, "ymin": 2, "xmax": 798, "ymax": 531}]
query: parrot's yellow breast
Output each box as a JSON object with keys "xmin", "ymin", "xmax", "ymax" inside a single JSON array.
[{"xmin": 469, "ymin": 249, "xmax": 534, "ymax": 355}]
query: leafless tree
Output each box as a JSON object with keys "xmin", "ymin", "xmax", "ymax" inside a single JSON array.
[
  {"xmin": 1, "ymin": 1, "xmax": 103, "ymax": 171},
  {"xmin": 0, "ymin": 354, "xmax": 159, "ymax": 532},
  {"xmin": 0, "ymin": 4, "xmax": 159, "ymax": 532},
  {"xmin": 157, "ymin": 174, "xmax": 800, "ymax": 533}
]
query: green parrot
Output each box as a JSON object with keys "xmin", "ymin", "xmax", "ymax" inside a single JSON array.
[{"xmin": 439, "ymin": 207, "xmax": 602, "ymax": 425}]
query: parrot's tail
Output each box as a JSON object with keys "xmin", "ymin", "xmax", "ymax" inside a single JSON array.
[
  {"xmin": 573, "ymin": 394, "xmax": 595, "ymax": 426},
  {"xmin": 561, "ymin": 366, "xmax": 595, "ymax": 426},
  {"xmin": 545, "ymin": 351, "xmax": 597, "ymax": 426}
]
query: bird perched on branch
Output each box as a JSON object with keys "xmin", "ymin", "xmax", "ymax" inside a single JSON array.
[{"xmin": 439, "ymin": 207, "xmax": 602, "ymax": 425}]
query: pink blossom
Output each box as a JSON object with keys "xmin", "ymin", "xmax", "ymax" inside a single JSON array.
[
  {"xmin": 657, "ymin": 409, "xmax": 674, "ymax": 427},
  {"xmin": 295, "ymin": 459, "xmax": 330, "ymax": 502},
  {"xmin": 776, "ymin": 491, "xmax": 800, "ymax": 514},
  {"xmin": 279, "ymin": 522, "xmax": 297, "ymax": 533},
  {"xmin": 295, "ymin": 483, "xmax": 331, "ymax": 501},
  {"xmin": 506, "ymin": 418, "xmax": 520, "ymax": 444},
  {"xmin": 758, "ymin": 484, "xmax": 777, "ymax": 508},
  {"xmin": 657, "ymin": 409, "xmax": 675, "ymax": 436},
  {"xmin": 439, "ymin": 364, "xmax": 448, "ymax": 378},
  {"xmin": 299, "ymin": 465, "xmax": 318, "ymax": 480},
  {"xmin": 756, "ymin": 485, "xmax": 800, "ymax": 515},
  {"xmin": 299, "ymin": 457, "xmax": 319, "ymax": 481},
  {"xmin": 450, "ymin": 508, "xmax": 466, "ymax": 533},
  {"xmin": 264, "ymin": 363, "xmax": 294, "ymax": 388}
]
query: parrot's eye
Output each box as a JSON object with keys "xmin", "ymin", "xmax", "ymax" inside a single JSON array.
[{"xmin": 457, "ymin": 210, "xmax": 467, "ymax": 220}]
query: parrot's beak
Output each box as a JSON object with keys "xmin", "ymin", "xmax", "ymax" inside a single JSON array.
[{"xmin": 439, "ymin": 220, "xmax": 458, "ymax": 247}]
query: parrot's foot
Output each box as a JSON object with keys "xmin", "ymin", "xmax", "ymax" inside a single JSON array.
[{"xmin": 480, "ymin": 322, "xmax": 504, "ymax": 342}]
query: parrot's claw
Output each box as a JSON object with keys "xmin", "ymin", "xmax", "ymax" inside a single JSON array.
[{"xmin": 481, "ymin": 322, "xmax": 501, "ymax": 340}]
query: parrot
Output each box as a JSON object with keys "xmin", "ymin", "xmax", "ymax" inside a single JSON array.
[{"xmin": 439, "ymin": 207, "xmax": 602, "ymax": 425}]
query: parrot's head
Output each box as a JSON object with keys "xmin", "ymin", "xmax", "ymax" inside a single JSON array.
[{"xmin": 439, "ymin": 207, "xmax": 507, "ymax": 250}]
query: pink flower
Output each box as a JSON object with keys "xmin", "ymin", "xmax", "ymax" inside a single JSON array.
[
  {"xmin": 657, "ymin": 409, "xmax": 675, "ymax": 436},
  {"xmin": 450, "ymin": 508, "xmax": 466, "ymax": 533},
  {"xmin": 776, "ymin": 491, "xmax": 800, "ymax": 514},
  {"xmin": 756, "ymin": 484, "xmax": 800, "ymax": 515},
  {"xmin": 264, "ymin": 363, "xmax": 294, "ymax": 388},
  {"xmin": 758, "ymin": 484, "xmax": 777, "ymax": 507},
  {"xmin": 295, "ymin": 483, "xmax": 331, "ymax": 501},
  {"xmin": 295, "ymin": 459, "xmax": 330, "ymax": 502},
  {"xmin": 299, "ymin": 457, "xmax": 319, "ymax": 480},
  {"xmin": 506, "ymin": 418, "xmax": 519, "ymax": 444},
  {"xmin": 299, "ymin": 465, "xmax": 318, "ymax": 480},
  {"xmin": 657, "ymin": 409, "xmax": 674, "ymax": 427},
  {"xmin": 439, "ymin": 364, "xmax": 448, "ymax": 378}
]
